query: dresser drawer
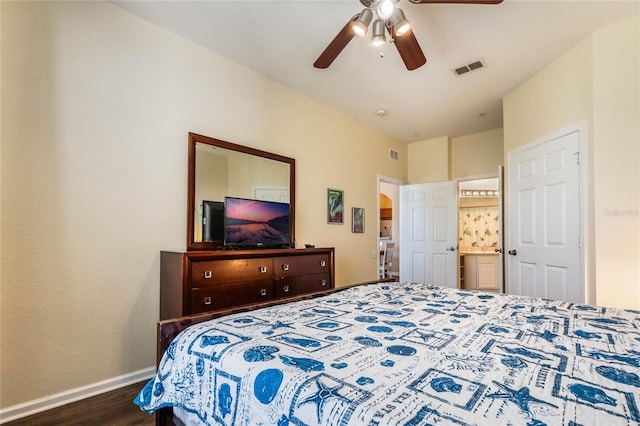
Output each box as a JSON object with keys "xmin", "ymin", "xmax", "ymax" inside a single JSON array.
[
  {"xmin": 275, "ymin": 273, "xmax": 331, "ymax": 298},
  {"xmin": 191, "ymin": 258, "xmax": 273, "ymax": 287},
  {"xmin": 274, "ymin": 254, "xmax": 330, "ymax": 278},
  {"xmin": 190, "ymin": 280, "xmax": 273, "ymax": 314}
]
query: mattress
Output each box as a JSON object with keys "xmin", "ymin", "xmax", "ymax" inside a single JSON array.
[{"xmin": 135, "ymin": 282, "xmax": 640, "ymax": 425}]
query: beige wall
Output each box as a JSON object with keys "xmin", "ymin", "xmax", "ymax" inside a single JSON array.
[
  {"xmin": 451, "ymin": 128, "xmax": 504, "ymax": 178},
  {"xmin": 0, "ymin": 1, "xmax": 406, "ymax": 409},
  {"xmin": 503, "ymin": 38, "xmax": 594, "ymax": 153},
  {"xmin": 591, "ymin": 17, "xmax": 640, "ymax": 309},
  {"xmin": 407, "ymin": 136, "xmax": 451, "ymax": 183},
  {"xmin": 503, "ymin": 17, "xmax": 639, "ymax": 309},
  {"xmin": 408, "ymin": 130, "xmax": 504, "ymax": 184}
]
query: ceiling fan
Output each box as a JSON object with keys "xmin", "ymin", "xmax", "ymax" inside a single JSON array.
[{"xmin": 314, "ymin": 0, "xmax": 503, "ymax": 71}]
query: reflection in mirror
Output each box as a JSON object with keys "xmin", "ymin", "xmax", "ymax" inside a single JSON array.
[
  {"xmin": 187, "ymin": 133, "xmax": 295, "ymax": 251},
  {"xmin": 194, "ymin": 143, "xmax": 290, "ymax": 242}
]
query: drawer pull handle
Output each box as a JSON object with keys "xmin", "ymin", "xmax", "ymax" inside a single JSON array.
[
  {"xmin": 283, "ymin": 285, "xmax": 290, "ymax": 293},
  {"xmin": 203, "ymin": 297, "xmax": 212, "ymax": 306},
  {"xmin": 260, "ymin": 288, "xmax": 267, "ymax": 296},
  {"xmin": 319, "ymin": 260, "xmax": 326, "ymax": 267},
  {"xmin": 204, "ymin": 271, "xmax": 212, "ymax": 279},
  {"xmin": 259, "ymin": 266, "xmax": 267, "ymax": 273},
  {"xmin": 282, "ymin": 264, "xmax": 289, "ymax": 271},
  {"xmin": 320, "ymin": 280, "xmax": 327, "ymax": 286}
]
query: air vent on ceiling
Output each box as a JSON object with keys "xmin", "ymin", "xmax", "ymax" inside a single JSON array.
[
  {"xmin": 453, "ymin": 60, "xmax": 485, "ymax": 76},
  {"xmin": 389, "ymin": 149, "xmax": 399, "ymax": 161}
]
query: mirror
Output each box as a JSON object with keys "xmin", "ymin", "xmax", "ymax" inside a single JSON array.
[{"xmin": 187, "ymin": 132, "xmax": 295, "ymax": 251}]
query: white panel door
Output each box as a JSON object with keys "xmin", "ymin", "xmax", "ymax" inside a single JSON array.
[
  {"xmin": 507, "ymin": 129, "xmax": 582, "ymax": 302},
  {"xmin": 402, "ymin": 181, "xmax": 457, "ymax": 287}
]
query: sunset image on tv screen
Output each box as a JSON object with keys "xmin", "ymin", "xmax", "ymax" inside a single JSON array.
[{"xmin": 224, "ymin": 197, "xmax": 290, "ymax": 246}]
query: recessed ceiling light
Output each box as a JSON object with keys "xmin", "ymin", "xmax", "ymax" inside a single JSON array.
[{"xmin": 376, "ymin": 109, "xmax": 388, "ymax": 117}]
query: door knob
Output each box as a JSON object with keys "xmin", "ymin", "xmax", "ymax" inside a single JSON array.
[
  {"xmin": 508, "ymin": 249, "xmax": 517, "ymax": 255},
  {"xmin": 446, "ymin": 246, "xmax": 456, "ymax": 251},
  {"xmin": 494, "ymin": 248, "xmax": 503, "ymax": 253}
]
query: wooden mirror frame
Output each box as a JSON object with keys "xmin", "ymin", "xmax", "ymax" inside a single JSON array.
[{"xmin": 187, "ymin": 132, "xmax": 296, "ymax": 251}]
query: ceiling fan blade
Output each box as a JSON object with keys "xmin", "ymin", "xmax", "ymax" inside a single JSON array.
[
  {"xmin": 392, "ymin": 29, "xmax": 427, "ymax": 71},
  {"xmin": 314, "ymin": 15, "xmax": 358, "ymax": 69},
  {"xmin": 409, "ymin": 0, "xmax": 503, "ymax": 4}
]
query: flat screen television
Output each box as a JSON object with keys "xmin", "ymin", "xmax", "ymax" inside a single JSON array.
[
  {"xmin": 224, "ymin": 196, "xmax": 292, "ymax": 248},
  {"xmin": 202, "ymin": 200, "xmax": 224, "ymax": 242}
]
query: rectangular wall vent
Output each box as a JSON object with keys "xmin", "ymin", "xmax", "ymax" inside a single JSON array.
[
  {"xmin": 389, "ymin": 149, "xmax": 399, "ymax": 160},
  {"xmin": 453, "ymin": 60, "xmax": 485, "ymax": 76}
]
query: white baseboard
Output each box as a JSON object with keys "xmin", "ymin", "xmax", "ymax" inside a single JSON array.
[{"xmin": 0, "ymin": 366, "xmax": 155, "ymax": 424}]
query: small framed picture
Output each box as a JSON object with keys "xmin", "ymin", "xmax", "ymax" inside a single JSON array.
[
  {"xmin": 352, "ymin": 207, "xmax": 364, "ymax": 233},
  {"xmin": 327, "ymin": 188, "xmax": 344, "ymax": 224}
]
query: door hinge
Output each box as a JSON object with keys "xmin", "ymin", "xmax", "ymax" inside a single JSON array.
[
  {"xmin": 574, "ymin": 151, "xmax": 580, "ymax": 165},
  {"xmin": 577, "ymin": 237, "xmax": 581, "ymax": 249}
]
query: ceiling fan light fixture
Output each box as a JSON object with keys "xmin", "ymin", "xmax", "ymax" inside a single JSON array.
[
  {"xmin": 376, "ymin": 0, "xmax": 395, "ymax": 20},
  {"xmin": 390, "ymin": 9, "xmax": 410, "ymax": 36},
  {"xmin": 352, "ymin": 8, "xmax": 373, "ymax": 36},
  {"xmin": 371, "ymin": 19, "xmax": 387, "ymax": 46}
]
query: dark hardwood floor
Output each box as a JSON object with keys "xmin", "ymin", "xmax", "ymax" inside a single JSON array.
[{"xmin": 4, "ymin": 381, "xmax": 161, "ymax": 426}]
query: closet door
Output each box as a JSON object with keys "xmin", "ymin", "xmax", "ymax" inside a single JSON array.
[{"xmin": 506, "ymin": 128, "xmax": 582, "ymax": 302}]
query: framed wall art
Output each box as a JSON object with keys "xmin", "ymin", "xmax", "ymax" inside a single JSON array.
[
  {"xmin": 327, "ymin": 188, "xmax": 344, "ymax": 224},
  {"xmin": 352, "ymin": 207, "xmax": 364, "ymax": 233}
]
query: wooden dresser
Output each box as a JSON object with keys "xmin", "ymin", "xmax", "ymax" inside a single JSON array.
[{"xmin": 160, "ymin": 247, "xmax": 335, "ymax": 319}]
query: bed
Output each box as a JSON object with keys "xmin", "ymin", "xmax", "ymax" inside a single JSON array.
[{"xmin": 135, "ymin": 282, "xmax": 640, "ymax": 425}]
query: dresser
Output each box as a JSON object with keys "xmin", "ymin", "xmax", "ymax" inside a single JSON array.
[{"xmin": 160, "ymin": 247, "xmax": 335, "ymax": 319}]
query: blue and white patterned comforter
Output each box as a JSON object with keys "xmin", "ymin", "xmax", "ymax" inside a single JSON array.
[{"xmin": 135, "ymin": 283, "xmax": 640, "ymax": 425}]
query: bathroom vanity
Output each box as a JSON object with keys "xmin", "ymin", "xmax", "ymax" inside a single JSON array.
[{"xmin": 460, "ymin": 252, "xmax": 499, "ymax": 292}]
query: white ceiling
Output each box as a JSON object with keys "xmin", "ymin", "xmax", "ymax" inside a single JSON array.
[{"xmin": 112, "ymin": 0, "xmax": 639, "ymax": 143}]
